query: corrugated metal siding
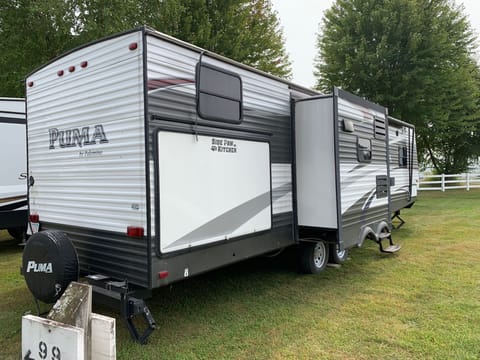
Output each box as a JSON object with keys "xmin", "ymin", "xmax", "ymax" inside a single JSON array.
[
  {"xmin": 146, "ymin": 34, "xmax": 294, "ymax": 238},
  {"xmin": 337, "ymin": 97, "xmax": 389, "ymax": 246},
  {"xmin": 27, "ymin": 31, "xmax": 149, "ymax": 287},
  {"xmin": 389, "ymin": 122, "xmax": 418, "ymax": 211}
]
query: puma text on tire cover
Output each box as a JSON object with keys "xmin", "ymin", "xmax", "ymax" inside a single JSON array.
[{"xmin": 22, "ymin": 231, "xmax": 79, "ymax": 303}]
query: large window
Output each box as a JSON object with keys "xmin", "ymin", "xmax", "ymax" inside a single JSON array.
[
  {"xmin": 357, "ymin": 137, "xmax": 372, "ymax": 163},
  {"xmin": 196, "ymin": 62, "xmax": 243, "ymax": 123}
]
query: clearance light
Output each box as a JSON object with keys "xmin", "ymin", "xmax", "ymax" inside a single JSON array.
[
  {"xmin": 80, "ymin": 61, "xmax": 88, "ymax": 68},
  {"xmin": 129, "ymin": 42, "xmax": 138, "ymax": 51},
  {"xmin": 57, "ymin": 70, "xmax": 64, "ymax": 76},
  {"xmin": 27, "ymin": 81, "xmax": 34, "ymax": 87},
  {"xmin": 127, "ymin": 226, "xmax": 144, "ymax": 237},
  {"xmin": 68, "ymin": 66, "xmax": 75, "ymax": 73},
  {"xmin": 30, "ymin": 214, "xmax": 40, "ymax": 223},
  {"xmin": 158, "ymin": 271, "xmax": 169, "ymax": 279}
]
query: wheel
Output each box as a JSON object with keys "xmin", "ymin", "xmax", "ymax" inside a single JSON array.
[
  {"xmin": 8, "ymin": 227, "xmax": 27, "ymax": 242},
  {"xmin": 299, "ymin": 241, "xmax": 329, "ymax": 274},
  {"xmin": 329, "ymin": 243, "xmax": 349, "ymax": 264}
]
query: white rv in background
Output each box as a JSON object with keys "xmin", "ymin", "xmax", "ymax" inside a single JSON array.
[
  {"xmin": 22, "ymin": 27, "xmax": 418, "ymax": 342},
  {"xmin": 0, "ymin": 98, "xmax": 27, "ymax": 241}
]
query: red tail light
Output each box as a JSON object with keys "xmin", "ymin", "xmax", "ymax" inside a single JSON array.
[
  {"xmin": 127, "ymin": 226, "xmax": 144, "ymax": 237},
  {"xmin": 29, "ymin": 214, "xmax": 39, "ymax": 223},
  {"xmin": 129, "ymin": 42, "xmax": 138, "ymax": 51},
  {"xmin": 158, "ymin": 271, "xmax": 169, "ymax": 279}
]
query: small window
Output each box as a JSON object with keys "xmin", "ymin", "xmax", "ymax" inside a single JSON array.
[
  {"xmin": 196, "ymin": 62, "xmax": 243, "ymax": 123},
  {"xmin": 399, "ymin": 146, "xmax": 408, "ymax": 167},
  {"xmin": 357, "ymin": 138, "xmax": 372, "ymax": 163}
]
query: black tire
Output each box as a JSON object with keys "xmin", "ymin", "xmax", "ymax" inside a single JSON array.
[
  {"xmin": 328, "ymin": 243, "xmax": 349, "ymax": 264},
  {"xmin": 22, "ymin": 230, "xmax": 79, "ymax": 303},
  {"xmin": 8, "ymin": 227, "xmax": 27, "ymax": 242},
  {"xmin": 299, "ymin": 241, "xmax": 329, "ymax": 274}
]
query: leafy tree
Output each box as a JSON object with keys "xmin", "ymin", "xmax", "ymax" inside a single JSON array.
[
  {"xmin": 315, "ymin": 0, "xmax": 480, "ymax": 173},
  {"xmin": 0, "ymin": 0, "xmax": 291, "ymax": 97},
  {"xmin": 77, "ymin": 0, "xmax": 292, "ymax": 78},
  {"xmin": 0, "ymin": 0, "xmax": 79, "ymax": 97}
]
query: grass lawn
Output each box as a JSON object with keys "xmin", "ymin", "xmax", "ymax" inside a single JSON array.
[{"xmin": 1, "ymin": 190, "xmax": 480, "ymax": 359}]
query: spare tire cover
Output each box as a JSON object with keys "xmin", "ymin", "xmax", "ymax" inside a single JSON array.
[{"xmin": 22, "ymin": 230, "xmax": 79, "ymax": 303}]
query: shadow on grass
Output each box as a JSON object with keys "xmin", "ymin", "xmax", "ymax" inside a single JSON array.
[{"xmin": 96, "ymin": 239, "xmax": 403, "ymax": 350}]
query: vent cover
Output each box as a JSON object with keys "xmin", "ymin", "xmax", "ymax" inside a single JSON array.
[{"xmin": 374, "ymin": 116, "xmax": 386, "ymax": 139}]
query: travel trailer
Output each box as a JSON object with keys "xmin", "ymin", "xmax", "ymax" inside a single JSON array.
[
  {"xmin": 388, "ymin": 116, "xmax": 418, "ymax": 227},
  {"xmin": 0, "ymin": 98, "xmax": 27, "ymax": 242},
  {"xmin": 22, "ymin": 27, "xmax": 417, "ymax": 342}
]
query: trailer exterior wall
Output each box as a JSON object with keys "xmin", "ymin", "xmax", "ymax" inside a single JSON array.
[
  {"xmin": 26, "ymin": 31, "xmax": 150, "ymax": 287},
  {"xmin": 337, "ymin": 92, "xmax": 390, "ymax": 248},
  {"xmin": 294, "ymin": 89, "xmax": 391, "ymax": 250},
  {"xmin": 388, "ymin": 117, "xmax": 418, "ymax": 212},
  {"xmin": 0, "ymin": 98, "xmax": 27, "ymax": 229},
  {"xmin": 145, "ymin": 31, "xmax": 301, "ymax": 287}
]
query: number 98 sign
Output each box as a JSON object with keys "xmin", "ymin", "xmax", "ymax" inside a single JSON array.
[{"xmin": 22, "ymin": 315, "xmax": 84, "ymax": 360}]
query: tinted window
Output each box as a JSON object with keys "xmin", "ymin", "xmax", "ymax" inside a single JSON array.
[
  {"xmin": 196, "ymin": 62, "xmax": 243, "ymax": 123},
  {"xmin": 399, "ymin": 146, "xmax": 408, "ymax": 167}
]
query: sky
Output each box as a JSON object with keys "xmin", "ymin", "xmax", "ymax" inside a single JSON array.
[{"xmin": 271, "ymin": 0, "xmax": 480, "ymax": 89}]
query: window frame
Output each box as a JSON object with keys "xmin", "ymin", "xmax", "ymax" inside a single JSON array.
[{"xmin": 195, "ymin": 62, "xmax": 243, "ymax": 124}]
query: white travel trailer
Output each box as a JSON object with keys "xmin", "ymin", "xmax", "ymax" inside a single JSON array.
[
  {"xmin": 0, "ymin": 98, "xmax": 27, "ymax": 241},
  {"xmin": 388, "ymin": 116, "xmax": 418, "ymax": 227},
  {"xmin": 22, "ymin": 27, "xmax": 417, "ymax": 342}
]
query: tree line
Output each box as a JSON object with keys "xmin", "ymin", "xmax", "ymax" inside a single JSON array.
[
  {"xmin": 316, "ymin": 0, "xmax": 480, "ymax": 174},
  {"xmin": 1, "ymin": 0, "xmax": 478, "ymax": 173},
  {"xmin": 0, "ymin": 0, "xmax": 291, "ymax": 97}
]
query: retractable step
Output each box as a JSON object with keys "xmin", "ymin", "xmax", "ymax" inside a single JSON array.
[{"xmin": 377, "ymin": 232, "xmax": 401, "ymax": 253}]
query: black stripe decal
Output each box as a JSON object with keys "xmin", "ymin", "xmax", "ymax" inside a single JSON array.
[
  {"xmin": 0, "ymin": 116, "xmax": 26, "ymax": 124},
  {"xmin": 0, "ymin": 200, "xmax": 28, "ymax": 211}
]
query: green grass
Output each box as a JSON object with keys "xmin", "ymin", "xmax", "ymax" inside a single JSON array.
[{"xmin": 1, "ymin": 190, "xmax": 480, "ymax": 359}]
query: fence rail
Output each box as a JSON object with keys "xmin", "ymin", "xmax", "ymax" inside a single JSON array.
[{"xmin": 418, "ymin": 173, "xmax": 480, "ymax": 191}]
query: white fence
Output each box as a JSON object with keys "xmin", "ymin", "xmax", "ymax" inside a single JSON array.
[{"xmin": 418, "ymin": 173, "xmax": 480, "ymax": 191}]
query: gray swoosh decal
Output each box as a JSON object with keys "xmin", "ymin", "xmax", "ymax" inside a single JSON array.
[{"xmin": 164, "ymin": 183, "xmax": 291, "ymax": 249}]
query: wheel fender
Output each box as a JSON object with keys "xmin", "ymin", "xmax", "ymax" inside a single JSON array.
[
  {"xmin": 357, "ymin": 226, "xmax": 375, "ymax": 247},
  {"xmin": 374, "ymin": 221, "xmax": 391, "ymax": 236}
]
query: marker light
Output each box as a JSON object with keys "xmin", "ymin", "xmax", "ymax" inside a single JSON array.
[
  {"xmin": 127, "ymin": 226, "xmax": 144, "ymax": 237},
  {"xmin": 57, "ymin": 70, "xmax": 64, "ymax": 76},
  {"xmin": 158, "ymin": 271, "xmax": 169, "ymax": 279},
  {"xmin": 27, "ymin": 81, "xmax": 34, "ymax": 87},
  {"xmin": 80, "ymin": 61, "xmax": 88, "ymax": 68},
  {"xmin": 68, "ymin": 66, "xmax": 75, "ymax": 72},
  {"xmin": 129, "ymin": 42, "xmax": 138, "ymax": 51}
]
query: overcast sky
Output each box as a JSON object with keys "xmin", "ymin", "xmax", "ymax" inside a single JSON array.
[{"xmin": 271, "ymin": 0, "xmax": 480, "ymax": 89}]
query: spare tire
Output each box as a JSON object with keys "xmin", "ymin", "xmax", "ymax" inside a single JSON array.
[{"xmin": 22, "ymin": 230, "xmax": 79, "ymax": 303}]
